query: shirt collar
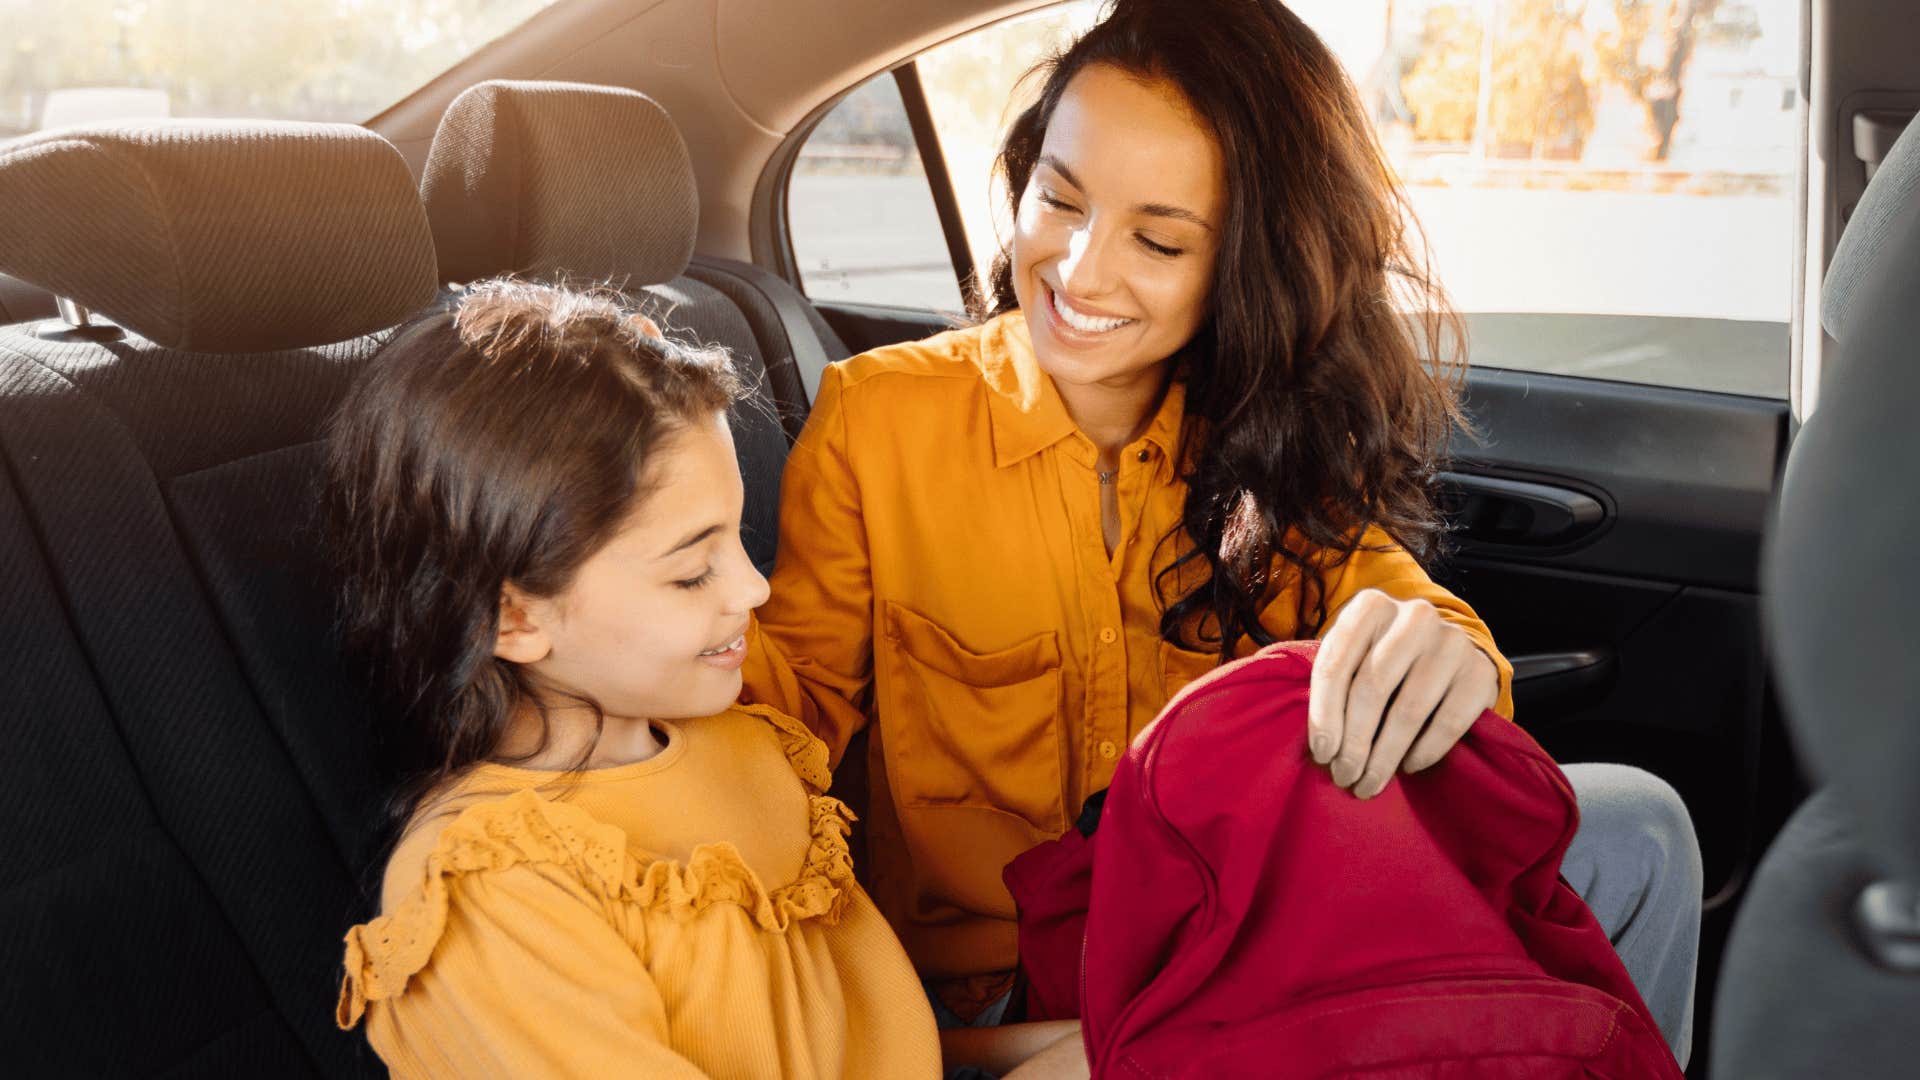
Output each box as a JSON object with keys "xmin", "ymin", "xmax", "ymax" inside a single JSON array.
[
  {"xmin": 1141, "ymin": 375, "xmax": 1186, "ymax": 465},
  {"xmin": 983, "ymin": 311, "xmax": 1078, "ymax": 468},
  {"xmin": 983, "ymin": 310, "xmax": 1190, "ymax": 469}
]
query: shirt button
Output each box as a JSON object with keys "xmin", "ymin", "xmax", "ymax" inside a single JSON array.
[
  {"xmin": 1099, "ymin": 740, "xmax": 1119, "ymax": 760},
  {"xmin": 1098, "ymin": 627, "xmax": 1118, "ymax": 645},
  {"xmin": 1137, "ymin": 449, "xmax": 1151, "ymax": 462}
]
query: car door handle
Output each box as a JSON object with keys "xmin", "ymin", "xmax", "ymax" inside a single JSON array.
[
  {"xmin": 1439, "ymin": 472, "xmax": 1605, "ymax": 548},
  {"xmin": 1510, "ymin": 649, "xmax": 1616, "ymax": 727},
  {"xmin": 1512, "ymin": 650, "xmax": 1612, "ymax": 685}
]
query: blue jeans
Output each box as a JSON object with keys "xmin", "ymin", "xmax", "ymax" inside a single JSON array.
[{"xmin": 1560, "ymin": 762, "xmax": 1703, "ymax": 1069}]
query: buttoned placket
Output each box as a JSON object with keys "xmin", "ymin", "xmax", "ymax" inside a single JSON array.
[{"xmin": 1061, "ymin": 433, "xmax": 1166, "ymax": 798}]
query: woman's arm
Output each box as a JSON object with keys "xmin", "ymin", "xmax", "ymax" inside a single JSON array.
[
  {"xmin": 739, "ymin": 363, "xmax": 877, "ymax": 767},
  {"xmin": 941, "ymin": 1021, "xmax": 1088, "ymax": 1079}
]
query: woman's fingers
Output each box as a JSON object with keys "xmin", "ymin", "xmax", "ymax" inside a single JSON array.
[
  {"xmin": 1402, "ymin": 649, "xmax": 1499, "ymax": 775},
  {"xmin": 1309, "ymin": 591, "xmax": 1501, "ymax": 795},
  {"xmin": 1307, "ymin": 590, "xmax": 1391, "ymax": 765},
  {"xmin": 1330, "ymin": 598, "xmax": 1439, "ymax": 789},
  {"xmin": 1353, "ymin": 632, "xmax": 1462, "ymax": 798}
]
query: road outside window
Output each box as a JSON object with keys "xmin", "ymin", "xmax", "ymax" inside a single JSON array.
[{"xmin": 789, "ymin": 75, "xmax": 965, "ymax": 312}]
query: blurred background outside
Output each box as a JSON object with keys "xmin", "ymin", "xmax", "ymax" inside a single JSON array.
[
  {"xmin": 0, "ymin": 1, "xmax": 560, "ymax": 134},
  {"xmin": 790, "ymin": 1, "xmax": 1801, "ymax": 396}
]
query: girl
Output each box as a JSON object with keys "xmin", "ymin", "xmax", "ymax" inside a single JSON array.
[
  {"xmin": 744, "ymin": 0, "xmax": 1702, "ymax": 1065},
  {"xmin": 327, "ymin": 281, "xmax": 1070, "ymax": 1077}
]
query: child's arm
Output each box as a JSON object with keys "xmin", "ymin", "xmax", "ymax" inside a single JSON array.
[
  {"xmin": 940, "ymin": 1021, "xmax": 1088, "ymax": 1079},
  {"xmin": 345, "ymin": 864, "xmax": 709, "ymax": 1078},
  {"xmin": 1002, "ymin": 1028, "xmax": 1094, "ymax": 1079}
]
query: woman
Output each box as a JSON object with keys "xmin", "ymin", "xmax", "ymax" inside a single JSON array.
[{"xmin": 744, "ymin": 0, "xmax": 1702, "ymax": 1068}]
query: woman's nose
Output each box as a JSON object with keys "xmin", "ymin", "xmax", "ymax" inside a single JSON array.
[{"xmin": 1056, "ymin": 222, "xmax": 1117, "ymax": 298}]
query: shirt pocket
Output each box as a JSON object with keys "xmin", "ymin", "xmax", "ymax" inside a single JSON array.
[
  {"xmin": 880, "ymin": 600, "xmax": 1066, "ymax": 836},
  {"xmin": 1159, "ymin": 639, "xmax": 1221, "ymax": 702}
]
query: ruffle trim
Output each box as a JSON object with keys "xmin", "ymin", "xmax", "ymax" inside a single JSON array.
[
  {"xmin": 735, "ymin": 702, "xmax": 833, "ymax": 796},
  {"xmin": 337, "ymin": 708, "xmax": 854, "ymax": 1029}
]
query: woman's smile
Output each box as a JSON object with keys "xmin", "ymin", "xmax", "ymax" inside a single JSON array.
[
  {"xmin": 1037, "ymin": 280, "xmax": 1138, "ymax": 348},
  {"xmin": 1047, "ymin": 283, "xmax": 1135, "ymax": 334}
]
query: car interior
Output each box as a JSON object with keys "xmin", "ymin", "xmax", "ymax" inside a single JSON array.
[{"xmin": 0, "ymin": 1, "xmax": 1912, "ymax": 1077}]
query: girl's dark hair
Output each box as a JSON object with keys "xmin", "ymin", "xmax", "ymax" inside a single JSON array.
[
  {"xmin": 986, "ymin": 0, "xmax": 1468, "ymax": 659},
  {"xmin": 324, "ymin": 279, "xmax": 741, "ymax": 834}
]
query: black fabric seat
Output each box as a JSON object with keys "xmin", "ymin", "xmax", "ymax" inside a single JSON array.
[
  {"xmin": 685, "ymin": 254, "xmax": 852, "ymax": 440},
  {"xmin": 417, "ymin": 80, "xmax": 852, "ymax": 572},
  {"xmin": 0, "ymin": 121, "xmax": 438, "ymax": 1076},
  {"xmin": 0, "ymin": 84, "xmax": 858, "ymax": 1078}
]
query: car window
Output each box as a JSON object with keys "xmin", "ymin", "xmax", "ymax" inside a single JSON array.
[
  {"xmin": 795, "ymin": 0, "xmax": 1803, "ymax": 398},
  {"xmin": 0, "ymin": 0, "xmax": 561, "ymax": 133},
  {"xmin": 1308, "ymin": 0, "xmax": 1804, "ymax": 398},
  {"xmin": 787, "ymin": 73, "xmax": 966, "ymax": 312}
]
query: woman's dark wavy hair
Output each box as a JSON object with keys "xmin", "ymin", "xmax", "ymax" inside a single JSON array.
[
  {"xmin": 324, "ymin": 279, "xmax": 741, "ymax": 838},
  {"xmin": 986, "ymin": 0, "xmax": 1468, "ymax": 658}
]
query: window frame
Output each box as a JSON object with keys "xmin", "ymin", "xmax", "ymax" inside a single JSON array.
[{"xmin": 766, "ymin": 60, "xmax": 980, "ymax": 314}]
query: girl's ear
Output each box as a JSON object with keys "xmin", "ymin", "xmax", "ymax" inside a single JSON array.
[
  {"xmin": 494, "ymin": 584, "xmax": 553, "ymax": 664},
  {"xmin": 634, "ymin": 314, "xmax": 662, "ymax": 338}
]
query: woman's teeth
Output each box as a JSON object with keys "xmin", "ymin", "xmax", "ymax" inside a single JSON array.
[
  {"xmin": 1052, "ymin": 289, "xmax": 1133, "ymax": 334},
  {"xmin": 699, "ymin": 635, "xmax": 746, "ymax": 657}
]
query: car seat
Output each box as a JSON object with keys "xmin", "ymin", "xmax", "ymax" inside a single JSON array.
[{"xmin": 1712, "ymin": 113, "xmax": 1920, "ymax": 1068}]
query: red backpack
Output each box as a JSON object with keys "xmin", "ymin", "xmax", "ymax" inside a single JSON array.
[{"xmin": 1003, "ymin": 642, "xmax": 1683, "ymax": 1079}]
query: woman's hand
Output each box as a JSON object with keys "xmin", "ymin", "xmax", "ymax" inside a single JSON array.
[{"xmin": 1308, "ymin": 589, "xmax": 1499, "ymax": 798}]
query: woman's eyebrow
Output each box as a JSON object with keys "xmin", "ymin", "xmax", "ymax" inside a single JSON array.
[
  {"xmin": 1037, "ymin": 153, "xmax": 1083, "ymax": 189},
  {"xmin": 1036, "ymin": 154, "xmax": 1213, "ymax": 232},
  {"xmin": 1135, "ymin": 201, "xmax": 1214, "ymax": 231}
]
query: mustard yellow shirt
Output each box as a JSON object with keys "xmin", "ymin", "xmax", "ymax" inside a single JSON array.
[
  {"xmin": 337, "ymin": 705, "xmax": 940, "ymax": 1078},
  {"xmin": 742, "ymin": 311, "xmax": 1511, "ymax": 1013}
]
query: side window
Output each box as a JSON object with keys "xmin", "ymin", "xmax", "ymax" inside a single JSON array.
[
  {"xmin": 1301, "ymin": 0, "xmax": 1803, "ymax": 398},
  {"xmin": 796, "ymin": 0, "xmax": 1802, "ymax": 398},
  {"xmin": 787, "ymin": 75, "xmax": 964, "ymax": 311}
]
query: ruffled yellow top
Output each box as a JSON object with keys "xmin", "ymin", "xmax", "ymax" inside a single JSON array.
[{"xmin": 337, "ymin": 704, "xmax": 940, "ymax": 1079}]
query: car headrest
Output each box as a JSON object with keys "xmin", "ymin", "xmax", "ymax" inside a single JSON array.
[
  {"xmin": 1767, "ymin": 171, "xmax": 1920, "ymax": 878},
  {"xmin": 421, "ymin": 81, "xmax": 697, "ymax": 288},
  {"xmin": 0, "ymin": 120, "xmax": 437, "ymax": 352},
  {"xmin": 1823, "ymin": 113, "xmax": 1920, "ymax": 346}
]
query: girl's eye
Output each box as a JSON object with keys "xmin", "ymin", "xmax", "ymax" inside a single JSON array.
[
  {"xmin": 1138, "ymin": 235, "xmax": 1184, "ymax": 258},
  {"xmin": 671, "ymin": 569, "xmax": 715, "ymax": 590},
  {"xmin": 1036, "ymin": 190, "xmax": 1079, "ymax": 214}
]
